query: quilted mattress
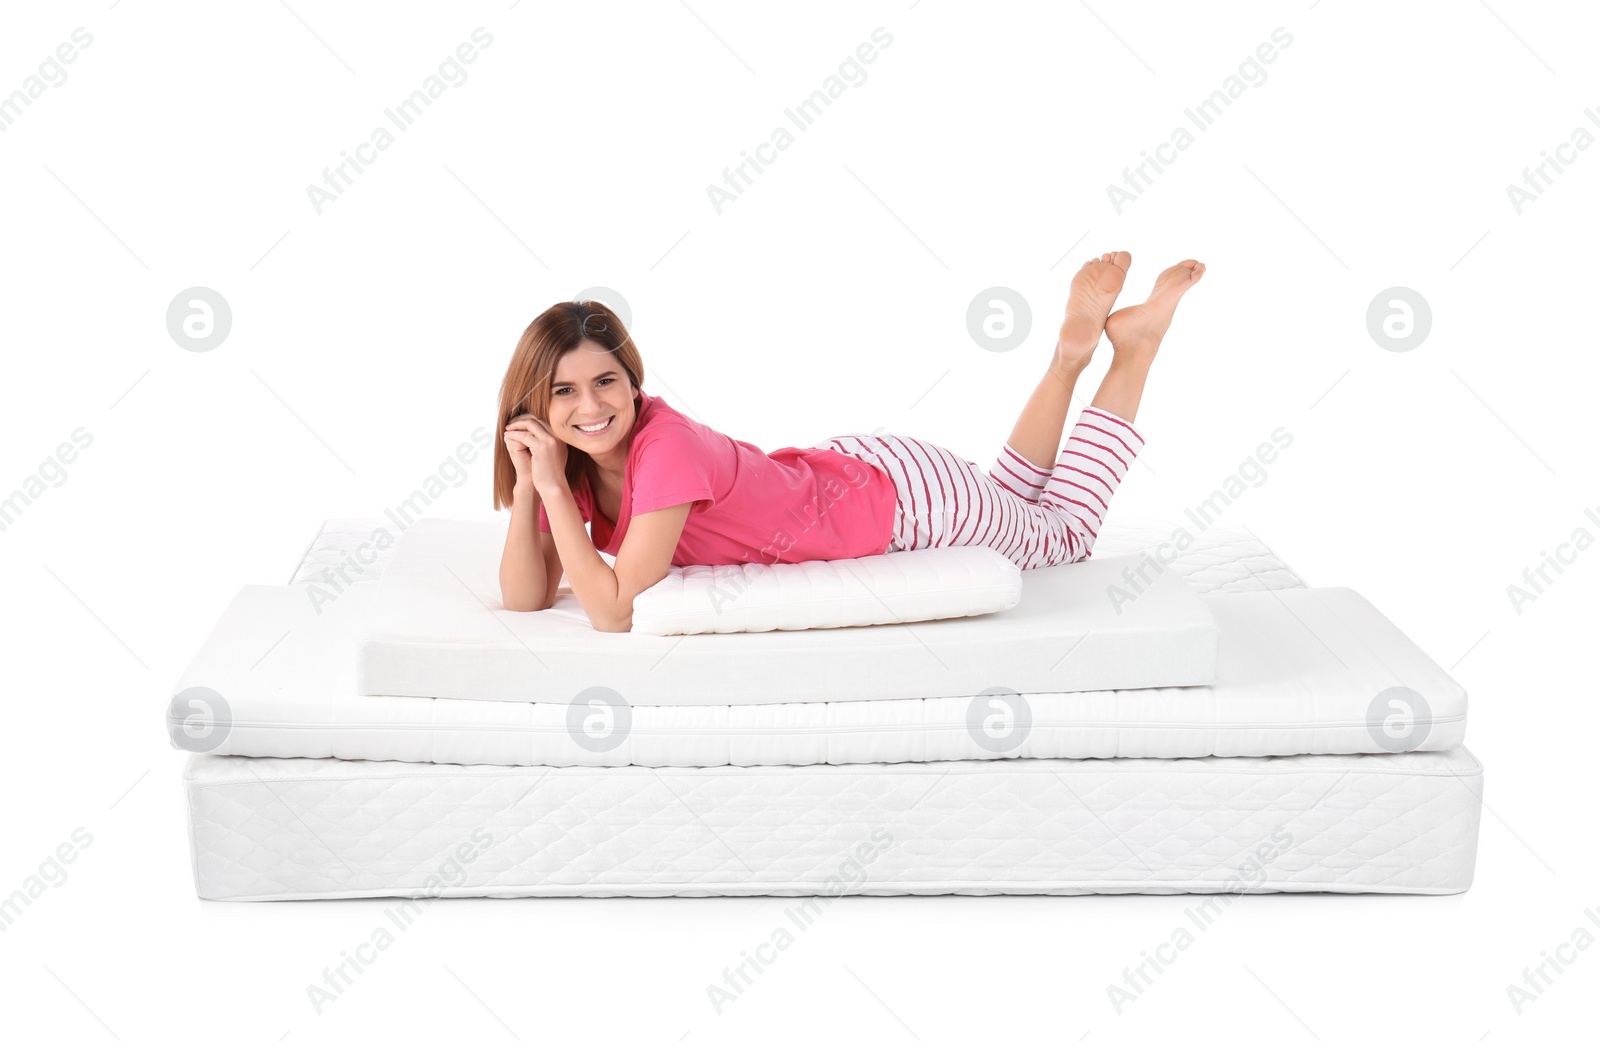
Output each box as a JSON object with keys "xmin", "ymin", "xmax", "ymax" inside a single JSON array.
[
  {"xmin": 167, "ymin": 518, "xmax": 1467, "ymax": 766},
  {"xmin": 184, "ymin": 747, "xmax": 1484, "ymax": 899}
]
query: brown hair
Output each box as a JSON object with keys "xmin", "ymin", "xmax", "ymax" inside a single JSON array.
[{"xmin": 492, "ymin": 300, "xmax": 645, "ymax": 511}]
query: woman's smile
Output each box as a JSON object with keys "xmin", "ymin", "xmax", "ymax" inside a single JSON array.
[{"xmin": 574, "ymin": 416, "xmax": 614, "ymax": 436}]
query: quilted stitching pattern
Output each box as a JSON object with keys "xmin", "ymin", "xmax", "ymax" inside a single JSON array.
[
  {"xmin": 1090, "ymin": 517, "xmax": 1307, "ymax": 594},
  {"xmin": 288, "ymin": 518, "xmax": 395, "ymax": 585},
  {"xmin": 185, "ymin": 749, "xmax": 1484, "ymax": 899}
]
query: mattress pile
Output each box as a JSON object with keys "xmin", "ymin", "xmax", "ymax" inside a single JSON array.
[{"xmin": 169, "ymin": 517, "xmax": 1483, "ymax": 899}]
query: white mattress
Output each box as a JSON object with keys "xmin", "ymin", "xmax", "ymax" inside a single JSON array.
[
  {"xmin": 356, "ymin": 518, "xmax": 1222, "ymax": 704},
  {"xmin": 184, "ymin": 747, "xmax": 1484, "ymax": 899},
  {"xmin": 168, "ymin": 518, "xmax": 1467, "ymax": 766}
]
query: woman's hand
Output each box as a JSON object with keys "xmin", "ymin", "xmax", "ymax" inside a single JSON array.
[{"xmin": 503, "ymin": 413, "xmax": 568, "ymax": 493}]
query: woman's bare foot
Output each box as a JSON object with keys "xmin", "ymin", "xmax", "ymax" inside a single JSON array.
[
  {"xmin": 1055, "ymin": 251, "xmax": 1131, "ymax": 376},
  {"xmin": 1104, "ymin": 259, "xmax": 1205, "ymax": 363}
]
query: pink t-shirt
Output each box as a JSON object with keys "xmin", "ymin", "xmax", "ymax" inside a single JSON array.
[{"xmin": 537, "ymin": 390, "xmax": 897, "ymax": 566}]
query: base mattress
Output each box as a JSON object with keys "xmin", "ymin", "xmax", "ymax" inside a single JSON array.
[{"xmin": 185, "ymin": 747, "xmax": 1484, "ymax": 900}]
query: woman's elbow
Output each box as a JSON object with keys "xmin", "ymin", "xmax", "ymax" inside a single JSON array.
[
  {"xmin": 590, "ymin": 601, "xmax": 634, "ymax": 632},
  {"xmin": 499, "ymin": 588, "xmax": 551, "ymax": 613},
  {"xmin": 591, "ymin": 613, "xmax": 632, "ymax": 633}
]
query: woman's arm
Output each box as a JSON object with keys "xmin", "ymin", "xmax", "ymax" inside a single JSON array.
[
  {"xmin": 502, "ymin": 410, "xmax": 691, "ymax": 630},
  {"xmin": 499, "ymin": 479, "xmax": 553, "ymax": 611},
  {"xmin": 541, "ymin": 484, "xmax": 690, "ymax": 632}
]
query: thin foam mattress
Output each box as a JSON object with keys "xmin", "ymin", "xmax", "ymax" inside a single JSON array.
[{"xmin": 356, "ymin": 517, "xmax": 1224, "ymax": 704}]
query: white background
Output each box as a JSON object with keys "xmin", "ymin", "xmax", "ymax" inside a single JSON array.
[{"xmin": 2, "ymin": 0, "xmax": 1596, "ymax": 1037}]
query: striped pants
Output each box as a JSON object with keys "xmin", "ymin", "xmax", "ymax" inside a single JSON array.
[{"xmin": 813, "ymin": 406, "xmax": 1144, "ymax": 571}]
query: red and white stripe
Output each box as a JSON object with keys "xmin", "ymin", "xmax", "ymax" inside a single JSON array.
[{"xmin": 814, "ymin": 405, "xmax": 1144, "ymax": 570}]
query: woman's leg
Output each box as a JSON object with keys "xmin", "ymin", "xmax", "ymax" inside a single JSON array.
[
  {"xmin": 862, "ymin": 428, "xmax": 1122, "ymax": 567},
  {"xmin": 825, "ymin": 418, "xmax": 1128, "ymax": 568},
  {"xmin": 988, "ymin": 442, "xmax": 1051, "ymax": 503},
  {"xmin": 996, "ymin": 252, "xmax": 1130, "ymax": 482},
  {"xmin": 989, "ymin": 251, "xmax": 1132, "ymax": 505},
  {"xmin": 981, "ymin": 259, "xmax": 1207, "ymax": 566},
  {"xmin": 1005, "ymin": 255, "xmax": 1203, "ymax": 459},
  {"xmin": 823, "ymin": 258, "xmax": 1204, "ymax": 567}
]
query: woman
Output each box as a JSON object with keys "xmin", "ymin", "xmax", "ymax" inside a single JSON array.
[{"xmin": 495, "ymin": 251, "xmax": 1203, "ymax": 632}]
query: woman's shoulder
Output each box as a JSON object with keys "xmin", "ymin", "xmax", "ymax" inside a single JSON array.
[{"xmin": 632, "ymin": 393, "xmax": 721, "ymax": 450}]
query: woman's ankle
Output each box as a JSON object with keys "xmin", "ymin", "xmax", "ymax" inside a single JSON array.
[{"xmin": 1048, "ymin": 350, "xmax": 1091, "ymax": 388}]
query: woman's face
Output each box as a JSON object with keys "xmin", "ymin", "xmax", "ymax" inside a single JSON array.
[{"xmin": 545, "ymin": 341, "xmax": 638, "ymax": 457}]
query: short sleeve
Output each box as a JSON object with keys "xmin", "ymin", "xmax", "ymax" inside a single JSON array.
[
  {"xmin": 632, "ymin": 424, "xmax": 717, "ymax": 515},
  {"xmin": 538, "ymin": 475, "xmax": 593, "ymax": 532}
]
